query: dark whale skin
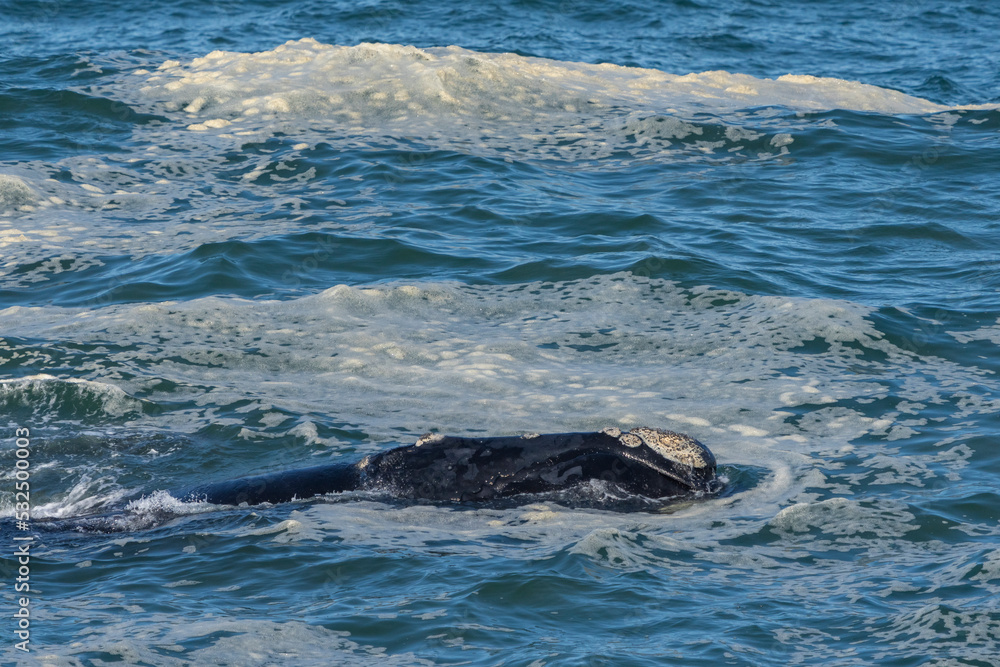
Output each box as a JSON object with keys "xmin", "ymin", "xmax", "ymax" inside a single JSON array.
[{"xmin": 182, "ymin": 427, "xmax": 717, "ymax": 506}]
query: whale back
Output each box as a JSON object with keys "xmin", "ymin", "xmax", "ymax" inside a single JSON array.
[{"xmin": 361, "ymin": 427, "xmax": 717, "ymax": 501}]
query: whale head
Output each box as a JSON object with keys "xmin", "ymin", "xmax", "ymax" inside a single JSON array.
[{"xmin": 602, "ymin": 426, "xmax": 718, "ymax": 496}]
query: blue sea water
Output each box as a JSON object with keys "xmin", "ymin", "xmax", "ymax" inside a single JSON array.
[{"xmin": 1, "ymin": 0, "xmax": 999, "ymax": 664}]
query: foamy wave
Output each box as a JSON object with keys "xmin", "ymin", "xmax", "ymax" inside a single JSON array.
[
  {"xmin": 28, "ymin": 490, "xmax": 216, "ymax": 533},
  {"xmin": 0, "ymin": 277, "xmax": 892, "ymax": 448},
  {"xmin": 123, "ymin": 489, "xmax": 212, "ymax": 515},
  {"xmin": 4, "ymin": 41, "xmax": 991, "ymax": 279},
  {"xmin": 141, "ymin": 38, "xmax": 951, "ymax": 120},
  {"xmin": 30, "ymin": 475, "xmax": 134, "ymax": 519},
  {"xmin": 126, "ymin": 38, "xmax": 984, "ymax": 163},
  {"xmin": 0, "ymin": 174, "xmax": 35, "ymax": 210},
  {"xmin": 769, "ymin": 497, "xmax": 919, "ymax": 539},
  {"xmin": 47, "ymin": 618, "xmax": 435, "ymax": 666},
  {"xmin": 0, "ymin": 374, "xmax": 147, "ymax": 422}
]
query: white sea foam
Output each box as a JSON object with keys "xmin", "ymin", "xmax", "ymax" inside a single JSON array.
[
  {"xmin": 768, "ymin": 497, "xmax": 919, "ymax": 539},
  {"xmin": 39, "ymin": 617, "xmax": 435, "ymax": 666},
  {"xmin": 122, "ymin": 489, "xmax": 213, "ymax": 516},
  {"xmin": 949, "ymin": 318, "xmax": 1000, "ymax": 345},
  {"xmin": 29, "ymin": 476, "xmax": 134, "ymax": 519},
  {"xmin": 138, "ymin": 38, "xmax": 954, "ymax": 129},
  {"xmin": 115, "ymin": 37, "xmax": 992, "ymax": 167},
  {"xmin": 0, "ymin": 276, "xmax": 895, "ymax": 447},
  {"xmin": 0, "ymin": 174, "xmax": 35, "ymax": 210},
  {"xmin": 3, "ymin": 41, "xmax": 993, "ymax": 287}
]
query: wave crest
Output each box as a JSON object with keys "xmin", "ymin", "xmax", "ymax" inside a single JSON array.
[
  {"xmin": 0, "ymin": 374, "xmax": 147, "ymax": 422},
  {"xmin": 127, "ymin": 38, "xmax": 975, "ymax": 163}
]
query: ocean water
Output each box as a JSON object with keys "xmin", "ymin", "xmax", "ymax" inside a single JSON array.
[{"xmin": 1, "ymin": 0, "xmax": 999, "ymax": 664}]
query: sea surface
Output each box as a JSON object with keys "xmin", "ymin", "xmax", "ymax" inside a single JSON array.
[{"xmin": 1, "ymin": 0, "xmax": 999, "ymax": 664}]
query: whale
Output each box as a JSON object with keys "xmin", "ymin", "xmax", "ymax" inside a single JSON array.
[{"xmin": 181, "ymin": 427, "xmax": 718, "ymax": 506}]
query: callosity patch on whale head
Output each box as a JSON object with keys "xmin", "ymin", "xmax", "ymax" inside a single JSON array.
[
  {"xmin": 619, "ymin": 433, "xmax": 643, "ymax": 448},
  {"xmin": 624, "ymin": 427, "xmax": 715, "ymax": 469},
  {"xmin": 415, "ymin": 432, "xmax": 445, "ymax": 447}
]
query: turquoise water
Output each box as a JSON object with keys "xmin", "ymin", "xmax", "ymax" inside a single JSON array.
[{"xmin": 2, "ymin": 1, "xmax": 999, "ymax": 664}]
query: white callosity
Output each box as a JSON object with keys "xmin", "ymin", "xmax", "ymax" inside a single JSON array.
[{"xmin": 627, "ymin": 427, "xmax": 712, "ymax": 468}]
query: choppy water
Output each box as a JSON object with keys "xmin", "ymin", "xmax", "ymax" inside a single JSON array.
[{"xmin": 2, "ymin": 1, "xmax": 999, "ymax": 664}]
